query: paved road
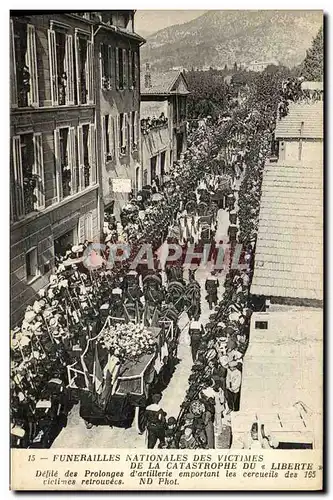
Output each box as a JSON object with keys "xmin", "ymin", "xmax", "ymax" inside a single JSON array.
[{"xmin": 52, "ymin": 206, "xmax": 233, "ymax": 449}]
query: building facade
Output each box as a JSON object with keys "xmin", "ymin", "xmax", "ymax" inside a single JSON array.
[
  {"xmin": 10, "ymin": 11, "xmax": 145, "ymax": 326},
  {"xmin": 274, "ymin": 100, "xmax": 323, "ymax": 164},
  {"xmin": 140, "ymin": 67, "xmax": 189, "ymax": 186},
  {"xmin": 94, "ymin": 11, "xmax": 145, "ymax": 220}
]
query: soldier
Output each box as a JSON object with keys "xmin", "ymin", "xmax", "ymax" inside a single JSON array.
[
  {"xmin": 205, "ymin": 274, "xmax": 219, "ymax": 310},
  {"xmin": 189, "ymin": 321, "xmax": 205, "ymax": 362}
]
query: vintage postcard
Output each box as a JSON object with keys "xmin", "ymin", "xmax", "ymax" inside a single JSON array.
[{"xmin": 10, "ymin": 9, "xmax": 323, "ymax": 491}]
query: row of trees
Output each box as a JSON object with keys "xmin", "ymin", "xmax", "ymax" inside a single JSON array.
[{"xmin": 185, "ymin": 25, "xmax": 323, "ymax": 120}]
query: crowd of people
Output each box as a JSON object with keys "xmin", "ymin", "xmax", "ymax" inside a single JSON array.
[
  {"xmin": 140, "ymin": 113, "xmax": 168, "ymax": 135},
  {"xmin": 11, "ymin": 72, "xmax": 302, "ymax": 449}
]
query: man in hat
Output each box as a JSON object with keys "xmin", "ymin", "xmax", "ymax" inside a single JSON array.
[
  {"xmin": 225, "ymin": 361, "xmax": 242, "ymax": 411},
  {"xmin": 145, "ymin": 394, "xmax": 166, "ymax": 449},
  {"xmin": 205, "ymin": 274, "xmax": 219, "ymax": 310}
]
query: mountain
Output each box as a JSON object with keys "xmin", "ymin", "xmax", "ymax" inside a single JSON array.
[{"xmin": 140, "ymin": 10, "xmax": 323, "ymax": 71}]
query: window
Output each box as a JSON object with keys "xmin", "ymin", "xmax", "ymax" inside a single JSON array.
[
  {"xmin": 54, "ymin": 127, "xmax": 77, "ymax": 200},
  {"xmin": 11, "ymin": 19, "xmax": 38, "ymax": 108},
  {"xmin": 78, "ymin": 123, "xmax": 96, "ymax": 189},
  {"xmin": 255, "ymin": 321, "xmax": 268, "ymax": 330},
  {"xmin": 12, "ymin": 133, "xmax": 45, "ymax": 218},
  {"xmin": 75, "ymin": 34, "xmax": 93, "ymax": 104},
  {"xmin": 48, "ymin": 26, "xmax": 75, "ymax": 106},
  {"xmin": 118, "ymin": 113, "xmax": 128, "ymax": 155},
  {"xmin": 131, "ymin": 111, "xmax": 138, "ymax": 150},
  {"xmin": 117, "ymin": 48, "xmax": 123, "ymax": 89},
  {"xmin": 132, "ymin": 50, "xmax": 138, "ymax": 88},
  {"xmin": 100, "ymin": 43, "xmax": 113, "ymax": 90},
  {"xmin": 150, "ymin": 156, "xmax": 157, "ymax": 182},
  {"xmin": 160, "ymin": 151, "xmax": 166, "ymax": 177},
  {"xmin": 102, "ymin": 115, "xmax": 115, "ymax": 161},
  {"xmin": 180, "ymin": 96, "xmax": 187, "ymax": 121},
  {"xmin": 116, "ymin": 48, "xmax": 129, "ymax": 90},
  {"xmin": 128, "ymin": 50, "xmax": 133, "ymax": 88},
  {"xmin": 54, "ymin": 229, "xmax": 76, "ymax": 257},
  {"xmin": 25, "ymin": 247, "xmax": 40, "ymax": 282}
]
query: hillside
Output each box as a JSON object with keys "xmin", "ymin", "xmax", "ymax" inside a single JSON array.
[{"xmin": 140, "ymin": 10, "xmax": 323, "ymax": 70}]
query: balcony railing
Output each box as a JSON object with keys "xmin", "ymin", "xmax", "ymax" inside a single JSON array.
[{"xmin": 141, "ymin": 115, "xmax": 168, "ymax": 135}]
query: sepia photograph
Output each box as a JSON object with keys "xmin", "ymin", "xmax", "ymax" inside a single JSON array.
[{"xmin": 9, "ymin": 8, "xmax": 324, "ymax": 490}]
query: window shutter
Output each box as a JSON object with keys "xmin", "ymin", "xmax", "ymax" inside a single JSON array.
[
  {"xmin": 107, "ymin": 45, "xmax": 113, "ymax": 89},
  {"xmin": 33, "ymin": 133, "xmax": 45, "ymax": 208},
  {"xmin": 128, "ymin": 49, "xmax": 133, "ymax": 89},
  {"xmin": 84, "ymin": 213, "xmax": 93, "ymax": 241},
  {"xmin": 128, "ymin": 112, "xmax": 131, "ymax": 155},
  {"xmin": 87, "ymin": 40, "xmax": 94, "ymax": 103},
  {"xmin": 10, "ymin": 20, "xmax": 17, "ymax": 107},
  {"xmin": 107, "ymin": 115, "xmax": 113, "ymax": 159},
  {"xmin": 78, "ymin": 216, "xmax": 85, "ymax": 243},
  {"xmin": 115, "ymin": 47, "xmax": 119, "ymax": 90},
  {"xmin": 12, "ymin": 136, "xmax": 24, "ymax": 218},
  {"xmin": 109, "ymin": 116, "xmax": 115, "ymax": 159},
  {"xmin": 122, "ymin": 113, "xmax": 127, "ymax": 149},
  {"xmin": 26, "ymin": 24, "xmax": 39, "ymax": 107},
  {"xmin": 100, "ymin": 43, "xmax": 104, "ymax": 89},
  {"xmin": 134, "ymin": 51, "xmax": 138, "ymax": 88},
  {"xmin": 74, "ymin": 33, "xmax": 80, "ymax": 104},
  {"xmin": 48, "ymin": 29, "xmax": 58, "ymax": 105},
  {"xmin": 101, "ymin": 115, "xmax": 106, "ymax": 161},
  {"xmin": 65, "ymin": 34, "xmax": 74, "ymax": 105},
  {"xmin": 77, "ymin": 125, "xmax": 84, "ymax": 190},
  {"xmin": 89, "ymin": 124, "xmax": 96, "ymax": 185},
  {"xmin": 122, "ymin": 49, "xmax": 127, "ymax": 89},
  {"xmin": 54, "ymin": 129, "xmax": 62, "ymax": 200},
  {"xmin": 68, "ymin": 127, "xmax": 77, "ymax": 194},
  {"xmin": 134, "ymin": 110, "xmax": 138, "ymax": 146},
  {"xmin": 116, "ymin": 114, "xmax": 120, "ymax": 157}
]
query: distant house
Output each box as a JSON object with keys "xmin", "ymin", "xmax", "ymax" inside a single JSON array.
[
  {"xmin": 274, "ymin": 101, "xmax": 323, "ymax": 164},
  {"xmin": 246, "ymin": 60, "xmax": 278, "ymax": 72},
  {"xmin": 140, "ymin": 66, "xmax": 190, "ymax": 187}
]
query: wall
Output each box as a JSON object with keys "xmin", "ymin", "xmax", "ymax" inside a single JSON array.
[
  {"xmin": 279, "ymin": 138, "xmax": 323, "ymax": 164},
  {"xmin": 10, "ymin": 187, "xmax": 99, "ymax": 326},
  {"xmin": 95, "ymin": 29, "xmax": 141, "ymax": 217},
  {"xmin": 140, "ymin": 100, "xmax": 168, "ymax": 119},
  {"xmin": 10, "ymin": 13, "xmax": 100, "ymax": 326}
]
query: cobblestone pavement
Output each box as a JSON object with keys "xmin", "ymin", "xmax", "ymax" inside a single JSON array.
[{"xmin": 53, "ymin": 205, "xmax": 234, "ymax": 448}]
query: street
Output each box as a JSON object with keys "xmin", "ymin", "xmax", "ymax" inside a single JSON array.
[{"xmin": 52, "ymin": 195, "xmax": 237, "ymax": 449}]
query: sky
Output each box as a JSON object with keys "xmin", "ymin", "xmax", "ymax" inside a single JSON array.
[{"xmin": 135, "ymin": 10, "xmax": 206, "ymax": 37}]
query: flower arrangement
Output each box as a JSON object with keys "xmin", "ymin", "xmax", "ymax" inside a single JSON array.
[{"xmin": 99, "ymin": 323, "xmax": 155, "ymax": 362}]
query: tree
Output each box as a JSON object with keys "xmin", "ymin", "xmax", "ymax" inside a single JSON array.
[
  {"xmin": 301, "ymin": 26, "xmax": 323, "ymax": 81},
  {"xmin": 234, "ymin": 62, "xmax": 238, "ymax": 72}
]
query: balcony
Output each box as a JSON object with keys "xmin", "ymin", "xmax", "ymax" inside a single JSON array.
[{"xmin": 141, "ymin": 114, "xmax": 168, "ymax": 136}]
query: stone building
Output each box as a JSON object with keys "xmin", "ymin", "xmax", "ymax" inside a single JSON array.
[
  {"xmin": 94, "ymin": 11, "xmax": 145, "ymax": 219},
  {"xmin": 140, "ymin": 67, "xmax": 190, "ymax": 186},
  {"xmin": 9, "ymin": 11, "xmax": 145, "ymax": 326}
]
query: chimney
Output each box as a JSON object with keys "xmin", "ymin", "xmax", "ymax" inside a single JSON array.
[{"xmin": 144, "ymin": 63, "xmax": 151, "ymax": 89}]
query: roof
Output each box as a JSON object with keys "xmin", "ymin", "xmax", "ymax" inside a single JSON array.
[
  {"xmin": 251, "ymin": 164, "xmax": 323, "ymax": 301},
  {"xmin": 233, "ymin": 309, "xmax": 322, "ymax": 446},
  {"xmin": 140, "ymin": 70, "xmax": 190, "ymax": 96},
  {"xmin": 275, "ymin": 102, "xmax": 323, "ymax": 139},
  {"xmin": 301, "ymin": 81, "xmax": 323, "ymax": 91}
]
